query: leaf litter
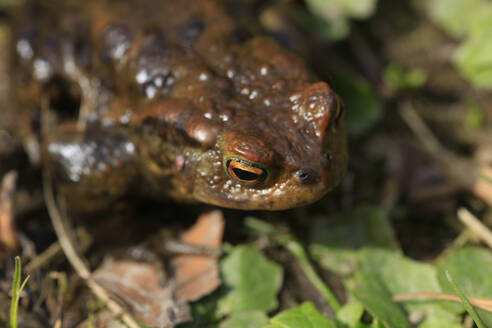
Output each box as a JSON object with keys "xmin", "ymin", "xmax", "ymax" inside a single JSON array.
[
  {"xmin": 88, "ymin": 211, "xmax": 225, "ymax": 327},
  {"xmin": 1, "ymin": 0, "xmax": 492, "ymax": 327}
]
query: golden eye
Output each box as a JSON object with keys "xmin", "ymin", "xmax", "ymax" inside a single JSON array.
[{"xmin": 226, "ymin": 159, "xmax": 267, "ymax": 185}]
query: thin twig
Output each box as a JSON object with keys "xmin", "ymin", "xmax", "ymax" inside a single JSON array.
[
  {"xmin": 474, "ymin": 168, "xmax": 492, "ymax": 207},
  {"xmin": 42, "ymin": 172, "xmax": 141, "ymax": 328},
  {"xmin": 164, "ymin": 240, "xmax": 222, "ymax": 257},
  {"xmin": 393, "ymin": 292, "xmax": 492, "ymax": 313},
  {"xmin": 25, "ymin": 228, "xmax": 92, "ymax": 273},
  {"xmin": 457, "ymin": 208, "xmax": 492, "ymax": 248},
  {"xmin": 400, "ymin": 103, "xmax": 492, "ymax": 206},
  {"xmin": 62, "ymin": 44, "xmax": 93, "ymax": 131},
  {"xmin": 435, "ymin": 231, "xmax": 471, "ymax": 265},
  {"xmin": 26, "ymin": 242, "xmax": 62, "ymax": 273},
  {"xmin": 47, "ymin": 272, "xmax": 67, "ymax": 325},
  {"xmin": 348, "ymin": 28, "xmax": 385, "ymax": 93},
  {"xmin": 399, "ymin": 103, "xmax": 445, "ymax": 155}
]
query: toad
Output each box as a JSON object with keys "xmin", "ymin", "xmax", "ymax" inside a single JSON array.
[{"xmin": 11, "ymin": 0, "xmax": 347, "ymax": 211}]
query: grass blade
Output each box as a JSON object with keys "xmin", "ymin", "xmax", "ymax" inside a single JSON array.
[
  {"xmin": 10, "ymin": 256, "xmax": 30, "ymax": 328},
  {"xmin": 446, "ymin": 270, "xmax": 486, "ymax": 328}
]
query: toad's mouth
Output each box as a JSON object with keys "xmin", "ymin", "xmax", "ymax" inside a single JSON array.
[{"xmin": 194, "ymin": 175, "xmax": 331, "ymax": 210}]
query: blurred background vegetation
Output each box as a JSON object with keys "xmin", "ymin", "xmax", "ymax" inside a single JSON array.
[{"xmin": 0, "ymin": 0, "xmax": 491, "ymax": 327}]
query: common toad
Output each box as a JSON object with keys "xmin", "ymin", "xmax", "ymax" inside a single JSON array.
[{"xmin": 12, "ymin": 0, "xmax": 347, "ymax": 210}]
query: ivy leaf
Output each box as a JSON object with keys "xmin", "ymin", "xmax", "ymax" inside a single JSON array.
[
  {"xmin": 336, "ymin": 301, "xmax": 369, "ymax": 328},
  {"xmin": 217, "ymin": 246, "xmax": 283, "ymax": 316},
  {"xmin": 356, "ymin": 248, "xmax": 461, "ymax": 328},
  {"xmin": 219, "ymin": 310, "xmax": 268, "ymax": 328},
  {"xmin": 264, "ymin": 302, "xmax": 337, "ymax": 328},
  {"xmin": 351, "ymin": 272, "xmax": 410, "ymax": 328}
]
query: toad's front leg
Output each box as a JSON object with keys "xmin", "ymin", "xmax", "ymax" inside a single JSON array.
[{"xmin": 44, "ymin": 124, "xmax": 139, "ymax": 212}]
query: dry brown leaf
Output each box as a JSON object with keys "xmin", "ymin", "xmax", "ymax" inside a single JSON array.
[
  {"xmin": 93, "ymin": 260, "xmax": 190, "ymax": 327},
  {"xmin": 172, "ymin": 210, "xmax": 224, "ymax": 302},
  {"xmin": 0, "ymin": 171, "xmax": 18, "ymax": 250}
]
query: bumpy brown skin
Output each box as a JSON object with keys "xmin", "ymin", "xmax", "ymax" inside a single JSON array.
[{"xmin": 13, "ymin": 0, "xmax": 348, "ymax": 211}]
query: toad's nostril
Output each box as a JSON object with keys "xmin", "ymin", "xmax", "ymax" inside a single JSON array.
[{"xmin": 295, "ymin": 168, "xmax": 319, "ymax": 184}]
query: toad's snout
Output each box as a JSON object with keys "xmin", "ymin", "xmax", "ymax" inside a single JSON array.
[{"xmin": 294, "ymin": 168, "xmax": 320, "ymax": 185}]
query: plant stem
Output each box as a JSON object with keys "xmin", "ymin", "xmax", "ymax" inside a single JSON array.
[
  {"xmin": 281, "ymin": 237, "xmax": 341, "ymax": 311},
  {"xmin": 10, "ymin": 256, "xmax": 30, "ymax": 328},
  {"xmin": 446, "ymin": 270, "xmax": 486, "ymax": 328}
]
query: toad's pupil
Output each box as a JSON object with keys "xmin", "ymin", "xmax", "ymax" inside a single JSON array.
[{"xmin": 232, "ymin": 168, "xmax": 259, "ymax": 181}]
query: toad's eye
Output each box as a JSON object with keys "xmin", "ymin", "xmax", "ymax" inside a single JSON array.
[{"xmin": 226, "ymin": 159, "xmax": 267, "ymax": 185}]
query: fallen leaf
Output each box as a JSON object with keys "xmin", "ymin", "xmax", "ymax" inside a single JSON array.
[
  {"xmin": 93, "ymin": 260, "xmax": 190, "ymax": 327},
  {"xmin": 172, "ymin": 210, "xmax": 224, "ymax": 302},
  {"xmin": 0, "ymin": 171, "xmax": 18, "ymax": 251}
]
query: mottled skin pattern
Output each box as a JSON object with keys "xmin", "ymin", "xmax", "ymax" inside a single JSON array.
[{"xmin": 12, "ymin": 0, "xmax": 348, "ymax": 211}]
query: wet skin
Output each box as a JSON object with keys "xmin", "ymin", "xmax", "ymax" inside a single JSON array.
[{"xmin": 12, "ymin": 0, "xmax": 348, "ymax": 211}]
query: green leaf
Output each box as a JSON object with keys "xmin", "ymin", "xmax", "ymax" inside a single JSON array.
[
  {"xmin": 218, "ymin": 246, "xmax": 283, "ymax": 316},
  {"xmin": 244, "ymin": 217, "xmax": 277, "ymax": 235},
  {"xmin": 423, "ymin": 0, "xmax": 492, "ymax": 37},
  {"xmin": 437, "ymin": 247, "xmax": 492, "ymax": 326},
  {"xmin": 219, "ymin": 310, "xmax": 268, "ymax": 328},
  {"xmin": 0, "ymin": 0, "xmax": 23, "ymax": 8},
  {"xmin": 336, "ymin": 301, "xmax": 366, "ymax": 327},
  {"xmin": 282, "ymin": 237, "xmax": 341, "ymax": 311},
  {"xmin": 264, "ymin": 302, "xmax": 337, "ymax": 328},
  {"xmin": 304, "ymin": 0, "xmax": 378, "ymax": 40},
  {"xmin": 424, "ymin": 0, "xmax": 492, "ymax": 89},
  {"xmin": 445, "ymin": 271, "xmax": 486, "ymax": 328},
  {"xmin": 383, "ymin": 64, "xmax": 427, "ymax": 90},
  {"xmin": 306, "ymin": 0, "xmax": 378, "ymax": 20},
  {"xmin": 351, "ymin": 273, "xmax": 410, "ymax": 328},
  {"xmin": 245, "ymin": 218, "xmax": 341, "ymax": 311},
  {"xmin": 357, "ymin": 248, "xmax": 461, "ymax": 328},
  {"xmin": 465, "ymin": 101, "xmax": 486, "ymax": 129},
  {"xmin": 296, "ymin": 9, "xmax": 350, "ymax": 42},
  {"xmin": 359, "ymin": 248, "xmax": 440, "ymax": 295},
  {"xmin": 310, "ymin": 205, "xmax": 399, "ymax": 276},
  {"xmin": 455, "ymin": 30, "xmax": 492, "ymax": 90},
  {"xmin": 333, "ymin": 77, "xmax": 383, "ymax": 136}
]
